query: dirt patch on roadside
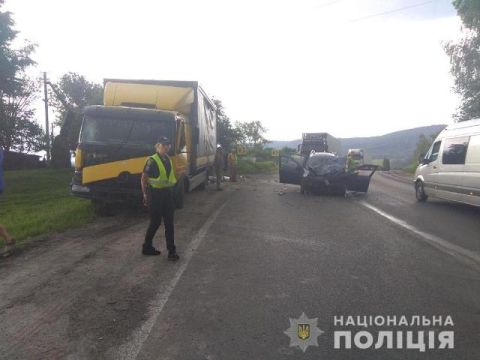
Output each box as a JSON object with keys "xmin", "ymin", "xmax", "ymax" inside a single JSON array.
[{"xmin": 0, "ymin": 184, "xmax": 234, "ymax": 359}]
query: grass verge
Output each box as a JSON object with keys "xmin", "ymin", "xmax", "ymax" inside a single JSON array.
[
  {"xmin": 236, "ymin": 160, "xmax": 278, "ymax": 174},
  {"xmin": 0, "ymin": 168, "xmax": 94, "ymax": 247}
]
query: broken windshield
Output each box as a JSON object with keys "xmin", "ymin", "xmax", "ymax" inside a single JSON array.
[{"xmin": 307, "ymin": 155, "xmax": 346, "ymax": 176}]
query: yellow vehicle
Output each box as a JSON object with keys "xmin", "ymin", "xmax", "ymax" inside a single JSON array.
[{"xmin": 71, "ymin": 80, "xmax": 217, "ymax": 213}]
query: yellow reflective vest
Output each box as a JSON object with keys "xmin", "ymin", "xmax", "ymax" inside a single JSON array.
[{"xmin": 148, "ymin": 153, "xmax": 177, "ymax": 189}]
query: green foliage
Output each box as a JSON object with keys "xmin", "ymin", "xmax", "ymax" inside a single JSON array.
[
  {"xmin": 49, "ymin": 73, "xmax": 103, "ymax": 165},
  {"xmin": 236, "ymin": 160, "xmax": 277, "ymax": 174},
  {"xmin": 280, "ymin": 146, "xmax": 297, "ymax": 156},
  {"xmin": 50, "ymin": 72, "xmax": 103, "ymax": 125},
  {"xmin": 213, "ymin": 98, "xmax": 269, "ymax": 152},
  {"xmin": 0, "ymin": 2, "xmax": 42, "ymax": 152},
  {"xmin": 405, "ymin": 132, "xmax": 438, "ymax": 172},
  {"xmin": 235, "ymin": 120, "xmax": 269, "ymax": 147},
  {"xmin": 453, "ymin": 0, "xmax": 480, "ymax": 30},
  {"xmin": 0, "ymin": 77, "xmax": 44, "ymax": 152},
  {"xmin": 445, "ymin": 0, "xmax": 480, "ymax": 121},
  {"xmin": 0, "ymin": 0, "xmax": 36, "ymax": 97},
  {"xmin": 213, "ymin": 99, "xmax": 242, "ymax": 151},
  {"xmin": 0, "ymin": 168, "xmax": 94, "ymax": 246}
]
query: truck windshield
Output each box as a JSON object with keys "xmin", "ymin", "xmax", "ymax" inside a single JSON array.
[
  {"xmin": 350, "ymin": 153, "xmax": 364, "ymax": 160},
  {"xmin": 80, "ymin": 115, "xmax": 174, "ymax": 147},
  {"xmin": 307, "ymin": 156, "xmax": 346, "ymax": 176}
]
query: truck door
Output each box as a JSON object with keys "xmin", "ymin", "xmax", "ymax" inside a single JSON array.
[
  {"xmin": 279, "ymin": 155, "xmax": 306, "ymax": 185},
  {"xmin": 347, "ymin": 164, "xmax": 378, "ymax": 192}
]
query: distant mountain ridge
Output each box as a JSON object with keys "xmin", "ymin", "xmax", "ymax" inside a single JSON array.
[{"xmin": 268, "ymin": 124, "xmax": 446, "ymax": 168}]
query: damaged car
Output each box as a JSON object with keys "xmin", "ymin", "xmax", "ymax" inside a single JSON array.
[{"xmin": 279, "ymin": 152, "xmax": 378, "ymax": 196}]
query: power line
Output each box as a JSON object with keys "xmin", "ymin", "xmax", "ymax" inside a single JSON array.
[{"xmin": 349, "ymin": 0, "xmax": 437, "ymax": 23}]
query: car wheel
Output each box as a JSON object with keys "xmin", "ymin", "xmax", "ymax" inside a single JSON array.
[{"xmin": 415, "ymin": 181, "xmax": 428, "ymax": 202}]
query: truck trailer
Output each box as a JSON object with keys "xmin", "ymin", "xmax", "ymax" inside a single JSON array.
[
  {"xmin": 71, "ymin": 79, "xmax": 216, "ymax": 213},
  {"xmin": 298, "ymin": 133, "xmax": 341, "ymax": 156}
]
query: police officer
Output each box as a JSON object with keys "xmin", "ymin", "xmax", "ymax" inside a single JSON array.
[{"xmin": 141, "ymin": 136, "xmax": 179, "ymax": 260}]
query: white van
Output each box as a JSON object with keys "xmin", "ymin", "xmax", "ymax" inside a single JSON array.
[{"xmin": 414, "ymin": 119, "xmax": 480, "ymax": 207}]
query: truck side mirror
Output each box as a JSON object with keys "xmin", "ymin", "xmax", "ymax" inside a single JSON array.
[{"xmin": 418, "ymin": 153, "xmax": 425, "ymax": 163}]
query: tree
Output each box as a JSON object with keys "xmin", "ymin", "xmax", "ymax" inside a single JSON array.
[
  {"xmin": 49, "ymin": 72, "xmax": 103, "ymax": 126},
  {"xmin": 0, "ymin": 78, "xmax": 43, "ymax": 152},
  {"xmin": 235, "ymin": 120, "xmax": 269, "ymax": 148},
  {"xmin": 412, "ymin": 133, "xmax": 437, "ymax": 164},
  {"xmin": 49, "ymin": 73, "xmax": 103, "ymax": 166},
  {"xmin": 0, "ymin": 1, "xmax": 42, "ymax": 152},
  {"xmin": 0, "ymin": 0, "xmax": 36, "ymax": 97},
  {"xmin": 280, "ymin": 146, "xmax": 297, "ymax": 156},
  {"xmin": 445, "ymin": 0, "xmax": 480, "ymax": 121},
  {"xmin": 213, "ymin": 98, "xmax": 242, "ymax": 151}
]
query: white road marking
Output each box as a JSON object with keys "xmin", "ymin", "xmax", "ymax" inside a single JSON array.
[
  {"xmin": 115, "ymin": 202, "xmax": 228, "ymax": 360},
  {"xmin": 360, "ymin": 201, "xmax": 480, "ymax": 270}
]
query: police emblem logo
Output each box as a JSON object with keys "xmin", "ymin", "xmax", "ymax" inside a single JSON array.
[
  {"xmin": 284, "ymin": 312, "xmax": 324, "ymax": 352},
  {"xmin": 298, "ymin": 324, "xmax": 310, "ymax": 340}
]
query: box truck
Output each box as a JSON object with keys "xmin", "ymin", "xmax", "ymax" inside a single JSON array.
[
  {"xmin": 71, "ymin": 79, "xmax": 216, "ymax": 213},
  {"xmin": 298, "ymin": 133, "xmax": 341, "ymax": 156}
]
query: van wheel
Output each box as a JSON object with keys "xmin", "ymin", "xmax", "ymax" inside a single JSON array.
[
  {"xmin": 175, "ymin": 181, "xmax": 185, "ymax": 209},
  {"xmin": 415, "ymin": 181, "xmax": 428, "ymax": 202}
]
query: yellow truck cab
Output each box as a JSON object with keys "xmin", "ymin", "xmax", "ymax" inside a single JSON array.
[{"xmin": 71, "ymin": 80, "xmax": 216, "ymax": 213}]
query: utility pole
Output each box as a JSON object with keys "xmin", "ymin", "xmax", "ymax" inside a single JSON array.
[{"xmin": 43, "ymin": 72, "xmax": 50, "ymax": 162}]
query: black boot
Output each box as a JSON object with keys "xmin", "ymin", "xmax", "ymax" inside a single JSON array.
[
  {"xmin": 142, "ymin": 244, "xmax": 161, "ymax": 256},
  {"xmin": 168, "ymin": 252, "xmax": 180, "ymax": 261}
]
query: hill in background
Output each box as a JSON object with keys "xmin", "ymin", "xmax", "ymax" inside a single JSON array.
[{"xmin": 268, "ymin": 124, "xmax": 446, "ymax": 168}]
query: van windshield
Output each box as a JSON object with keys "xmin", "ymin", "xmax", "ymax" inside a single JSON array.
[{"xmin": 80, "ymin": 115, "xmax": 175, "ymax": 147}]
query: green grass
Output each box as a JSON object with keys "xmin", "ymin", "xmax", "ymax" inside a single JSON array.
[
  {"xmin": 236, "ymin": 160, "xmax": 278, "ymax": 174},
  {"xmin": 404, "ymin": 162, "xmax": 418, "ymax": 174},
  {"xmin": 0, "ymin": 168, "xmax": 94, "ymax": 247}
]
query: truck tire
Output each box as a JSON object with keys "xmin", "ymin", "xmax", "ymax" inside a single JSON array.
[
  {"xmin": 198, "ymin": 178, "xmax": 208, "ymax": 191},
  {"xmin": 198, "ymin": 169, "xmax": 209, "ymax": 191},
  {"xmin": 175, "ymin": 180, "xmax": 185, "ymax": 209}
]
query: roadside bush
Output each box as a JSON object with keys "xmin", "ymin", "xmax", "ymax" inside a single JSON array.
[{"xmin": 236, "ymin": 160, "xmax": 277, "ymax": 174}]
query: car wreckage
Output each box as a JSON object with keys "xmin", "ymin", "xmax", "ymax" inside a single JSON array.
[{"xmin": 279, "ymin": 152, "xmax": 378, "ymax": 195}]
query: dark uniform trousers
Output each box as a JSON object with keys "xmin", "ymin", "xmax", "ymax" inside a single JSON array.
[{"xmin": 144, "ymin": 187, "xmax": 176, "ymax": 253}]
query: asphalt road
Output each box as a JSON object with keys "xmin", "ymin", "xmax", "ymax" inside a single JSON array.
[{"xmin": 0, "ymin": 172, "xmax": 479, "ymax": 359}]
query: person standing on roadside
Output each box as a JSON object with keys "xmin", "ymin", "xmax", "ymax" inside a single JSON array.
[
  {"xmin": 214, "ymin": 145, "xmax": 225, "ymax": 191},
  {"xmin": 0, "ymin": 148, "xmax": 15, "ymax": 257},
  {"xmin": 227, "ymin": 149, "xmax": 237, "ymax": 182},
  {"xmin": 141, "ymin": 137, "xmax": 179, "ymax": 260}
]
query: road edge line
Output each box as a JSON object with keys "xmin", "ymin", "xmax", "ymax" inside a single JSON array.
[
  {"xmin": 115, "ymin": 201, "xmax": 228, "ymax": 360},
  {"xmin": 360, "ymin": 201, "xmax": 480, "ymax": 270}
]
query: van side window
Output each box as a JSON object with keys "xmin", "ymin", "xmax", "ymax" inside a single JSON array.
[
  {"xmin": 428, "ymin": 141, "xmax": 441, "ymax": 162},
  {"xmin": 442, "ymin": 137, "xmax": 470, "ymax": 165}
]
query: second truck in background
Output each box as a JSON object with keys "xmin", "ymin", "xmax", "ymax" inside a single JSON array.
[{"xmin": 298, "ymin": 133, "xmax": 341, "ymax": 156}]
